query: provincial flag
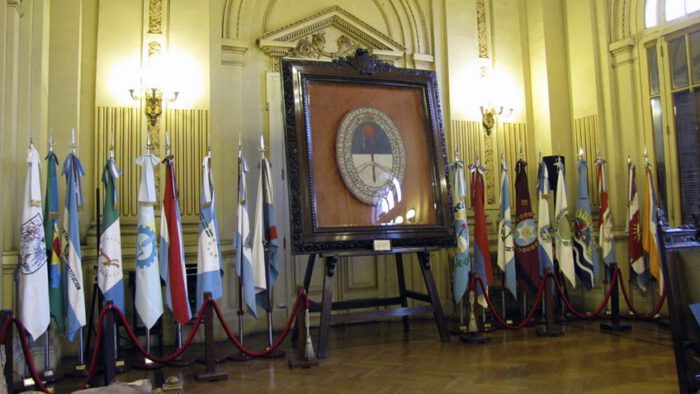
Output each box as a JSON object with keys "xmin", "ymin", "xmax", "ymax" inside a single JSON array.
[
  {"xmin": 627, "ymin": 161, "xmax": 647, "ymax": 291},
  {"xmin": 514, "ymin": 159, "xmax": 542, "ymax": 296},
  {"xmin": 18, "ymin": 145, "xmax": 50, "ymax": 340},
  {"xmin": 573, "ymin": 159, "xmax": 595, "ymax": 290},
  {"xmin": 62, "ymin": 151, "xmax": 87, "ymax": 342},
  {"xmin": 196, "ymin": 154, "xmax": 224, "ymax": 311},
  {"xmin": 252, "ymin": 153, "xmax": 279, "ymax": 309},
  {"xmin": 537, "ymin": 159, "xmax": 554, "ymax": 275},
  {"xmin": 134, "ymin": 151, "xmax": 163, "ymax": 329},
  {"xmin": 554, "ymin": 160, "xmax": 576, "ymax": 287},
  {"xmin": 642, "ymin": 164, "xmax": 663, "ymax": 294},
  {"xmin": 160, "ymin": 154, "xmax": 191, "ymax": 324},
  {"xmin": 497, "ymin": 159, "xmax": 516, "ymax": 298},
  {"xmin": 470, "ymin": 163, "xmax": 492, "ymax": 308},
  {"xmin": 98, "ymin": 155, "xmax": 125, "ymax": 312},
  {"xmin": 44, "ymin": 150, "xmax": 63, "ymax": 332},
  {"xmin": 596, "ymin": 158, "xmax": 616, "ymax": 268},
  {"xmin": 235, "ymin": 153, "xmax": 258, "ymax": 316},
  {"xmin": 450, "ymin": 156, "xmax": 470, "ymax": 303}
]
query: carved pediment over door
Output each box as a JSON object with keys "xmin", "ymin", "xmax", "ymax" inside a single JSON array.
[{"xmin": 257, "ymin": 6, "xmax": 405, "ymax": 70}]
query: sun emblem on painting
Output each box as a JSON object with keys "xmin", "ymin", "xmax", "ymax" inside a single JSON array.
[{"xmin": 136, "ymin": 225, "xmax": 157, "ymax": 269}]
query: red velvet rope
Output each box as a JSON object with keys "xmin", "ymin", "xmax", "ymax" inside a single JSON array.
[
  {"xmin": 617, "ymin": 274, "xmax": 667, "ymax": 320},
  {"xmin": 8, "ymin": 315, "xmax": 50, "ymax": 393},
  {"xmin": 211, "ymin": 291, "xmax": 303, "ymax": 357},
  {"xmin": 550, "ymin": 269, "xmax": 619, "ymax": 320},
  {"xmin": 470, "ymin": 274, "xmax": 547, "ymax": 329}
]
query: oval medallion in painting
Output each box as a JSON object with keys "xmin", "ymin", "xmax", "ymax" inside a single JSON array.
[{"xmin": 336, "ymin": 107, "xmax": 406, "ymax": 205}]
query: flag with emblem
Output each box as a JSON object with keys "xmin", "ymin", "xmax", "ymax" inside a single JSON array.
[
  {"xmin": 497, "ymin": 159, "xmax": 516, "ymax": 298},
  {"xmin": 252, "ymin": 145, "xmax": 279, "ymax": 310},
  {"xmin": 596, "ymin": 158, "xmax": 615, "ymax": 270},
  {"xmin": 98, "ymin": 154, "xmax": 125, "ymax": 312},
  {"xmin": 514, "ymin": 159, "xmax": 542, "ymax": 296},
  {"xmin": 573, "ymin": 159, "xmax": 595, "ymax": 290},
  {"xmin": 160, "ymin": 154, "xmax": 192, "ymax": 325},
  {"xmin": 470, "ymin": 163, "xmax": 492, "ymax": 307},
  {"xmin": 450, "ymin": 155, "xmax": 470, "ymax": 303},
  {"xmin": 642, "ymin": 163, "xmax": 663, "ymax": 294},
  {"xmin": 555, "ymin": 160, "xmax": 576, "ymax": 287},
  {"xmin": 235, "ymin": 150, "xmax": 258, "ymax": 316},
  {"xmin": 135, "ymin": 150, "xmax": 163, "ymax": 329},
  {"xmin": 18, "ymin": 144, "xmax": 50, "ymax": 340},
  {"xmin": 44, "ymin": 149, "xmax": 63, "ymax": 332},
  {"xmin": 537, "ymin": 159, "xmax": 554, "ymax": 276},
  {"xmin": 62, "ymin": 150, "xmax": 87, "ymax": 341},
  {"xmin": 627, "ymin": 161, "xmax": 647, "ymax": 291},
  {"xmin": 196, "ymin": 154, "xmax": 224, "ymax": 311}
]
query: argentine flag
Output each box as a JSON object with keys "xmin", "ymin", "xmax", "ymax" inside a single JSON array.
[
  {"xmin": 62, "ymin": 151, "xmax": 86, "ymax": 342},
  {"xmin": 98, "ymin": 154, "xmax": 125, "ymax": 312},
  {"xmin": 196, "ymin": 154, "xmax": 223, "ymax": 311},
  {"xmin": 18, "ymin": 144, "xmax": 50, "ymax": 340},
  {"xmin": 235, "ymin": 154, "xmax": 257, "ymax": 317},
  {"xmin": 252, "ymin": 153, "xmax": 279, "ymax": 309},
  {"xmin": 135, "ymin": 151, "xmax": 163, "ymax": 330}
]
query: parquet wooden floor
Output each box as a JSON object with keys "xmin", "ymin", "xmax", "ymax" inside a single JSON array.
[{"xmin": 56, "ymin": 319, "xmax": 677, "ymax": 393}]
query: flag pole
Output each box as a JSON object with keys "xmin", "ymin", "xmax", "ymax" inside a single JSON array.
[
  {"xmin": 230, "ymin": 137, "xmax": 251, "ymax": 362},
  {"xmin": 260, "ymin": 135, "xmax": 284, "ymax": 358}
]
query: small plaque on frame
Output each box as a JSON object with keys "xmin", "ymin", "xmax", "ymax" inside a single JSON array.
[{"xmin": 373, "ymin": 239, "xmax": 391, "ymax": 252}]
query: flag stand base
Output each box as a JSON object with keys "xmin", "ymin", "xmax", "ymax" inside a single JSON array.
[
  {"xmin": 227, "ymin": 352, "xmax": 252, "ymax": 362},
  {"xmin": 260, "ymin": 348, "xmax": 285, "ymax": 359},
  {"xmin": 41, "ymin": 369, "xmax": 63, "ymax": 383},
  {"xmin": 133, "ymin": 356, "xmax": 162, "ymax": 370},
  {"xmin": 194, "ymin": 294, "xmax": 228, "ymax": 383},
  {"xmin": 66, "ymin": 363, "xmax": 88, "ymax": 378},
  {"xmin": 115, "ymin": 358, "xmax": 129, "ymax": 374},
  {"xmin": 599, "ymin": 322, "xmax": 631, "ymax": 332}
]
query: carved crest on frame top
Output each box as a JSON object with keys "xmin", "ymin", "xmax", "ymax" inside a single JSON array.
[{"xmin": 257, "ymin": 6, "xmax": 405, "ymax": 69}]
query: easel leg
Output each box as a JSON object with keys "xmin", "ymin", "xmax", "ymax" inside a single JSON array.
[
  {"xmin": 416, "ymin": 252, "xmax": 450, "ymax": 343},
  {"xmin": 317, "ymin": 256, "xmax": 337, "ymax": 359},
  {"xmin": 303, "ymin": 254, "xmax": 316, "ymax": 292},
  {"xmin": 395, "ymin": 254, "xmax": 410, "ymax": 333}
]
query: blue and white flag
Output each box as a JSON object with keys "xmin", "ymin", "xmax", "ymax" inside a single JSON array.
[
  {"xmin": 537, "ymin": 159, "xmax": 554, "ymax": 275},
  {"xmin": 450, "ymin": 156, "xmax": 470, "ymax": 303},
  {"xmin": 235, "ymin": 153, "xmax": 257, "ymax": 316},
  {"xmin": 196, "ymin": 155, "xmax": 224, "ymax": 311},
  {"xmin": 497, "ymin": 159, "xmax": 516, "ymax": 298},
  {"xmin": 555, "ymin": 160, "xmax": 576, "ymax": 287},
  {"xmin": 252, "ymin": 153, "xmax": 279, "ymax": 310},
  {"xmin": 18, "ymin": 145, "xmax": 50, "ymax": 340},
  {"xmin": 98, "ymin": 154, "xmax": 125, "ymax": 312},
  {"xmin": 62, "ymin": 151, "xmax": 86, "ymax": 342},
  {"xmin": 573, "ymin": 159, "xmax": 596, "ymax": 290},
  {"xmin": 135, "ymin": 151, "xmax": 163, "ymax": 329}
]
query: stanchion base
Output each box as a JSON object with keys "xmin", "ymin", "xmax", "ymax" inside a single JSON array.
[
  {"xmin": 161, "ymin": 375, "xmax": 184, "ymax": 392},
  {"xmin": 458, "ymin": 332, "xmax": 491, "ymax": 344},
  {"xmin": 536, "ymin": 326, "xmax": 564, "ymax": 337},
  {"xmin": 133, "ymin": 356, "xmax": 163, "ymax": 370},
  {"xmin": 42, "ymin": 369, "xmax": 63, "ymax": 383},
  {"xmin": 288, "ymin": 356, "xmax": 320, "ymax": 369},
  {"xmin": 261, "ymin": 348, "xmax": 286, "ymax": 359},
  {"xmin": 600, "ymin": 322, "xmax": 632, "ymax": 332},
  {"xmin": 115, "ymin": 358, "xmax": 129, "ymax": 374},
  {"xmin": 167, "ymin": 357, "xmax": 196, "ymax": 368},
  {"xmin": 65, "ymin": 364, "xmax": 88, "ymax": 378},
  {"xmin": 194, "ymin": 370, "xmax": 228, "ymax": 382},
  {"xmin": 227, "ymin": 352, "xmax": 252, "ymax": 362}
]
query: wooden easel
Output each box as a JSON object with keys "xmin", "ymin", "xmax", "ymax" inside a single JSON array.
[{"xmin": 302, "ymin": 249, "xmax": 450, "ymax": 359}]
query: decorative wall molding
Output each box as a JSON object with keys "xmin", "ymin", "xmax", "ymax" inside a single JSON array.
[
  {"xmin": 476, "ymin": 0, "xmax": 490, "ymax": 59},
  {"xmin": 7, "ymin": 0, "xmax": 23, "ymax": 17},
  {"xmin": 148, "ymin": 0, "xmax": 163, "ymax": 34},
  {"xmin": 221, "ymin": 39, "xmax": 249, "ymax": 66},
  {"xmin": 257, "ymin": 6, "xmax": 405, "ymax": 69}
]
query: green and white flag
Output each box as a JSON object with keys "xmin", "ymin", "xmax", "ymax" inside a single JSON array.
[{"xmin": 97, "ymin": 154, "xmax": 125, "ymax": 312}]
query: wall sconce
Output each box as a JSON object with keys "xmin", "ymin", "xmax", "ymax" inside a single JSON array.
[
  {"xmin": 129, "ymin": 87, "xmax": 179, "ymax": 127},
  {"xmin": 480, "ymin": 105, "xmax": 512, "ymax": 135}
]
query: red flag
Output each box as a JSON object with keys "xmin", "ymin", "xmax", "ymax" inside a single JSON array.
[
  {"xmin": 514, "ymin": 160, "xmax": 542, "ymax": 295},
  {"xmin": 160, "ymin": 155, "xmax": 191, "ymax": 324},
  {"xmin": 471, "ymin": 165, "xmax": 493, "ymax": 286},
  {"xmin": 627, "ymin": 162, "xmax": 645, "ymax": 289}
]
